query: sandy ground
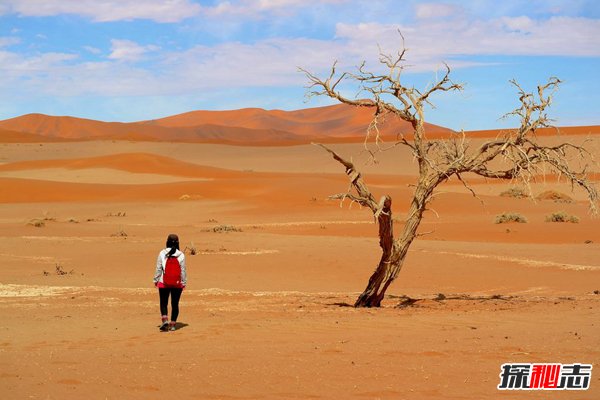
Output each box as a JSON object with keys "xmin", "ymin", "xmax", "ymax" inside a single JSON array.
[{"xmin": 0, "ymin": 138, "xmax": 599, "ymax": 399}]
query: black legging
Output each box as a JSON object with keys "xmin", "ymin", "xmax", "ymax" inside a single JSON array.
[{"xmin": 159, "ymin": 288, "xmax": 183, "ymax": 322}]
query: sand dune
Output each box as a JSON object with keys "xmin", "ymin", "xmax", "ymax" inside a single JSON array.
[
  {"xmin": 2, "ymin": 104, "xmax": 597, "ymax": 147},
  {"xmin": 0, "ymin": 114, "xmax": 306, "ymax": 144},
  {"xmin": 1, "ymin": 104, "xmax": 454, "ymax": 144},
  {"xmin": 149, "ymin": 103, "xmax": 454, "ymax": 138},
  {"xmin": 0, "ymin": 153, "xmax": 240, "ymax": 179},
  {"xmin": 465, "ymin": 125, "xmax": 600, "ymax": 138},
  {"xmin": 0, "ymin": 128, "xmax": 66, "ymax": 143}
]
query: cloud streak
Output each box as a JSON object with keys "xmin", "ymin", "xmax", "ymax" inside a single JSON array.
[
  {"xmin": 108, "ymin": 39, "xmax": 159, "ymax": 62},
  {"xmin": 0, "ymin": 0, "xmax": 201, "ymax": 22}
]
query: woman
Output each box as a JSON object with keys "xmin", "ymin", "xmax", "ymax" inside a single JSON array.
[{"xmin": 154, "ymin": 234, "xmax": 187, "ymax": 331}]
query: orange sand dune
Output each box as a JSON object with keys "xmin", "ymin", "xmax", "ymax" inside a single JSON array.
[
  {"xmin": 0, "ymin": 114, "xmax": 307, "ymax": 144},
  {"xmin": 0, "ymin": 128, "xmax": 67, "ymax": 143},
  {"xmin": 2, "ymin": 105, "xmax": 597, "ymax": 145},
  {"xmin": 0, "ymin": 153, "xmax": 241, "ymax": 179},
  {"xmin": 149, "ymin": 103, "xmax": 454, "ymax": 138},
  {"xmin": 465, "ymin": 125, "xmax": 600, "ymax": 138},
  {"xmin": 0, "ymin": 104, "xmax": 454, "ymax": 144}
]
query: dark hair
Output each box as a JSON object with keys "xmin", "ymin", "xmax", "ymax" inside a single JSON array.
[{"xmin": 166, "ymin": 234, "xmax": 179, "ymax": 257}]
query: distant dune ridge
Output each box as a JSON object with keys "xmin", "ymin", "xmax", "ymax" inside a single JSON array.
[
  {"xmin": 0, "ymin": 104, "xmax": 597, "ymax": 144},
  {"xmin": 0, "ymin": 104, "xmax": 452, "ymax": 144}
]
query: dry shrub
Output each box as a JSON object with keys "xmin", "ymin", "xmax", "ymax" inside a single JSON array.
[
  {"xmin": 536, "ymin": 190, "xmax": 573, "ymax": 203},
  {"xmin": 106, "ymin": 211, "xmax": 126, "ymax": 217},
  {"xmin": 545, "ymin": 212, "xmax": 579, "ymax": 223},
  {"xmin": 111, "ymin": 225, "xmax": 128, "ymax": 237},
  {"xmin": 184, "ymin": 242, "xmax": 198, "ymax": 255},
  {"xmin": 500, "ymin": 187, "xmax": 529, "ymax": 199},
  {"xmin": 28, "ymin": 219, "xmax": 45, "ymax": 227},
  {"xmin": 179, "ymin": 194, "xmax": 191, "ymax": 201},
  {"xmin": 211, "ymin": 225, "xmax": 242, "ymax": 233},
  {"xmin": 495, "ymin": 213, "xmax": 528, "ymax": 224},
  {"xmin": 44, "ymin": 263, "xmax": 74, "ymax": 276}
]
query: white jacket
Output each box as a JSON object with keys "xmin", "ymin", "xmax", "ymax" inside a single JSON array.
[{"xmin": 154, "ymin": 248, "xmax": 187, "ymax": 287}]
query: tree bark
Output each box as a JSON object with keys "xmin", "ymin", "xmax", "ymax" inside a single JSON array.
[{"xmin": 354, "ymin": 180, "xmax": 435, "ymax": 307}]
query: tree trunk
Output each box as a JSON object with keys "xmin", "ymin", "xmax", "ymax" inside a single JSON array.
[{"xmin": 354, "ymin": 181, "xmax": 434, "ymax": 307}]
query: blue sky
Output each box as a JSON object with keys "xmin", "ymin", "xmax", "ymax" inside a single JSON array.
[{"xmin": 0, "ymin": 0, "xmax": 599, "ymax": 130}]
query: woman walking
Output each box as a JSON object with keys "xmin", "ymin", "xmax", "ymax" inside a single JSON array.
[{"xmin": 154, "ymin": 234, "xmax": 187, "ymax": 331}]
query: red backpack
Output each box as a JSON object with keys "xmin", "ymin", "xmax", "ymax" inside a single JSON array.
[{"xmin": 163, "ymin": 256, "xmax": 182, "ymax": 287}]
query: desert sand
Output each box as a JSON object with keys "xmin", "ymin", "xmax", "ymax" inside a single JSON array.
[{"xmin": 0, "ymin": 109, "xmax": 599, "ymax": 399}]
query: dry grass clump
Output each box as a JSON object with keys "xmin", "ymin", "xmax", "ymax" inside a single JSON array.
[
  {"xmin": 111, "ymin": 225, "xmax": 128, "ymax": 237},
  {"xmin": 43, "ymin": 263, "xmax": 75, "ymax": 276},
  {"xmin": 536, "ymin": 190, "xmax": 573, "ymax": 203},
  {"xmin": 545, "ymin": 212, "xmax": 580, "ymax": 223},
  {"xmin": 500, "ymin": 187, "xmax": 529, "ymax": 199},
  {"xmin": 495, "ymin": 213, "xmax": 528, "ymax": 224},
  {"xmin": 106, "ymin": 211, "xmax": 127, "ymax": 217},
  {"xmin": 28, "ymin": 212, "xmax": 58, "ymax": 227},
  {"xmin": 28, "ymin": 219, "xmax": 46, "ymax": 227},
  {"xmin": 184, "ymin": 242, "xmax": 198, "ymax": 255},
  {"xmin": 210, "ymin": 225, "xmax": 243, "ymax": 233}
]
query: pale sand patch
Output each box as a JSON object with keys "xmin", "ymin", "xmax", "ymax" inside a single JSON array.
[
  {"xmin": 0, "ymin": 168, "xmax": 211, "ymax": 184},
  {"xmin": 238, "ymin": 220, "xmax": 371, "ymax": 228},
  {"xmin": 0, "ymin": 283, "xmax": 77, "ymax": 297},
  {"xmin": 424, "ymin": 250, "xmax": 600, "ymax": 271},
  {"xmin": 0, "ymin": 253, "xmax": 56, "ymax": 264},
  {"xmin": 200, "ymin": 249, "xmax": 280, "ymax": 255}
]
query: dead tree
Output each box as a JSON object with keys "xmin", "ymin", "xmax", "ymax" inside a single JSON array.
[{"xmin": 301, "ymin": 45, "xmax": 598, "ymax": 308}]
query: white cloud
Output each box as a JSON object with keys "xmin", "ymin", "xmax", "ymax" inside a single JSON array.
[
  {"xmin": 108, "ymin": 39, "xmax": 159, "ymax": 62},
  {"xmin": 1, "ymin": 0, "xmax": 201, "ymax": 22},
  {"xmin": 83, "ymin": 46, "xmax": 102, "ymax": 55},
  {"xmin": 0, "ymin": 37, "xmax": 20, "ymax": 47},
  {"xmin": 415, "ymin": 3, "xmax": 463, "ymax": 19},
  {"xmin": 335, "ymin": 15, "xmax": 600, "ymax": 60},
  {"xmin": 202, "ymin": 0, "xmax": 345, "ymax": 17}
]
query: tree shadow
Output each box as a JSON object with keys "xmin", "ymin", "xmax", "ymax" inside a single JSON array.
[{"xmin": 328, "ymin": 302, "xmax": 354, "ymax": 307}]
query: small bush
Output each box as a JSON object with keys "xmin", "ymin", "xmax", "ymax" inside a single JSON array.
[
  {"xmin": 500, "ymin": 187, "xmax": 529, "ymax": 199},
  {"xmin": 495, "ymin": 213, "xmax": 527, "ymax": 224},
  {"xmin": 545, "ymin": 212, "xmax": 579, "ymax": 223},
  {"xmin": 44, "ymin": 263, "xmax": 74, "ymax": 276},
  {"xmin": 106, "ymin": 211, "xmax": 127, "ymax": 217},
  {"xmin": 68, "ymin": 218, "xmax": 80, "ymax": 223},
  {"xmin": 179, "ymin": 194, "xmax": 191, "ymax": 200},
  {"xmin": 536, "ymin": 190, "xmax": 573, "ymax": 203},
  {"xmin": 185, "ymin": 242, "xmax": 198, "ymax": 255},
  {"xmin": 111, "ymin": 225, "xmax": 128, "ymax": 237},
  {"xmin": 211, "ymin": 225, "xmax": 242, "ymax": 233},
  {"xmin": 42, "ymin": 211, "xmax": 56, "ymax": 221},
  {"xmin": 28, "ymin": 219, "xmax": 45, "ymax": 227}
]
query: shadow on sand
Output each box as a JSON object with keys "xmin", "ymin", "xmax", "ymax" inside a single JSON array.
[{"xmin": 157, "ymin": 322, "xmax": 189, "ymax": 332}]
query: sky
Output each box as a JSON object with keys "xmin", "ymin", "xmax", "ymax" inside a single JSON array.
[{"xmin": 0, "ymin": 0, "xmax": 599, "ymax": 130}]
